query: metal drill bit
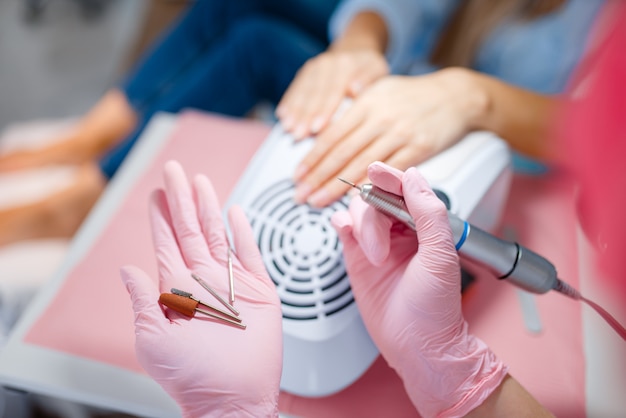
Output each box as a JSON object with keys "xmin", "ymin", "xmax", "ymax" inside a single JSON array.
[
  {"xmin": 190, "ymin": 273, "xmax": 239, "ymax": 316},
  {"xmin": 171, "ymin": 287, "xmax": 241, "ymax": 322},
  {"xmin": 160, "ymin": 293, "xmax": 246, "ymax": 329},
  {"xmin": 338, "ymin": 177, "xmax": 362, "ymax": 191},
  {"xmin": 228, "ymin": 247, "xmax": 235, "ymax": 304}
]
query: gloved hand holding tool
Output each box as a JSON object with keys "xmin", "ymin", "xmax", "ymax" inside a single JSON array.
[
  {"xmin": 120, "ymin": 160, "xmax": 283, "ymax": 418},
  {"xmin": 331, "ymin": 161, "xmax": 511, "ymax": 417}
]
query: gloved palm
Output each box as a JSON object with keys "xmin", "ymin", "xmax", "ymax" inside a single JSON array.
[
  {"xmin": 121, "ymin": 161, "xmax": 283, "ymax": 418},
  {"xmin": 331, "ymin": 162, "xmax": 507, "ymax": 418}
]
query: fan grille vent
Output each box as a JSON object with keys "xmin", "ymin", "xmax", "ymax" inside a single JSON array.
[{"xmin": 247, "ymin": 180, "xmax": 353, "ymax": 320}]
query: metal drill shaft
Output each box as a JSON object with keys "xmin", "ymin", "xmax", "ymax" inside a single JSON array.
[
  {"xmin": 339, "ymin": 179, "xmax": 559, "ymax": 294},
  {"xmin": 171, "ymin": 287, "xmax": 241, "ymax": 322}
]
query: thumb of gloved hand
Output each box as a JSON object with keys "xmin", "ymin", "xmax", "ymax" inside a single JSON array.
[{"xmin": 120, "ymin": 265, "xmax": 167, "ymax": 339}]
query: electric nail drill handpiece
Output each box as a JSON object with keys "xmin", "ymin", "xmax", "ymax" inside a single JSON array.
[
  {"xmin": 339, "ymin": 179, "xmax": 557, "ymax": 294},
  {"xmin": 337, "ymin": 178, "xmax": 626, "ymax": 339}
]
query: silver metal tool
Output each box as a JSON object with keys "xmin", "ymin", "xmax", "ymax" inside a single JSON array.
[
  {"xmin": 171, "ymin": 288, "xmax": 241, "ymax": 322},
  {"xmin": 190, "ymin": 273, "xmax": 239, "ymax": 316},
  {"xmin": 227, "ymin": 247, "xmax": 235, "ymax": 304},
  {"xmin": 160, "ymin": 292, "xmax": 246, "ymax": 329},
  {"xmin": 338, "ymin": 178, "xmax": 626, "ymax": 340},
  {"xmin": 339, "ymin": 178, "xmax": 562, "ymax": 295}
]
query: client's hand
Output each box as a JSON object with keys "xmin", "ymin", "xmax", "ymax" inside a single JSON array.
[
  {"xmin": 294, "ymin": 68, "xmax": 488, "ymax": 207},
  {"xmin": 331, "ymin": 161, "xmax": 508, "ymax": 418},
  {"xmin": 276, "ymin": 47, "xmax": 389, "ymax": 141},
  {"xmin": 121, "ymin": 160, "xmax": 283, "ymax": 418}
]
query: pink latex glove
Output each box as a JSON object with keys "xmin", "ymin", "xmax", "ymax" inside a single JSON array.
[
  {"xmin": 331, "ymin": 161, "xmax": 508, "ymax": 418},
  {"xmin": 120, "ymin": 160, "xmax": 283, "ymax": 418}
]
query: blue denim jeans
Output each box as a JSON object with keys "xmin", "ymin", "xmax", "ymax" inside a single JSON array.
[{"xmin": 99, "ymin": 0, "xmax": 339, "ymax": 179}]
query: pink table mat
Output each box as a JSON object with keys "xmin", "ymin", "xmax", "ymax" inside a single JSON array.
[
  {"xmin": 24, "ymin": 111, "xmax": 271, "ymax": 372},
  {"xmin": 24, "ymin": 112, "xmax": 585, "ymax": 417}
]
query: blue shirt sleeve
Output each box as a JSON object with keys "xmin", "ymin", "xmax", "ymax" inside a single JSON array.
[
  {"xmin": 329, "ymin": 0, "xmax": 459, "ymax": 74},
  {"xmin": 473, "ymin": 0, "xmax": 605, "ymax": 94},
  {"xmin": 330, "ymin": 0, "xmax": 605, "ymax": 94}
]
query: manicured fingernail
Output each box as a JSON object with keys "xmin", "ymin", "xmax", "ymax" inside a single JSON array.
[
  {"xmin": 307, "ymin": 188, "xmax": 330, "ymax": 207},
  {"xmin": 350, "ymin": 80, "xmax": 364, "ymax": 95},
  {"xmin": 293, "ymin": 164, "xmax": 309, "ymax": 181},
  {"xmin": 293, "ymin": 123, "xmax": 307, "ymax": 140},
  {"xmin": 310, "ymin": 116, "xmax": 324, "ymax": 134},
  {"xmin": 281, "ymin": 116, "xmax": 294, "ymax": 131},
  {"xmin": 293, "ymin": 183, "xmax": 312, "ymax": 204}
]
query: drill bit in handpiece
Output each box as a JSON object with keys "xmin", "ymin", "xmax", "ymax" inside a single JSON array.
[
  {"xmin": 338, "ymin": 177, "xmax": 416, "ymax": 230},
  {"xmin": 336, "ymin": 178, "xmax": 626, "ymax": 340},
  {"xmin": 338, "ymin": 177, "xmax": 361, "ymax": 191}
]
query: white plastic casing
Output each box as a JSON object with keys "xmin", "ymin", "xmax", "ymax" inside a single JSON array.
[
  {"xmin": 225, "ymin": 126, "xmax": 511, "ymax": 397},
  {"xmin": 418, "ymin": 130, "xmax": 513, "ymax": 228}
]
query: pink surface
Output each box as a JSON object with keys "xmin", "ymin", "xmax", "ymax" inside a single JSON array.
[
  {"xmin": 24, "ymin": 111, "xmax": 272, "ymax": 373},
  {"xmin": 24, "ymin": 112, "xmax": 585, "ymax": 417}
]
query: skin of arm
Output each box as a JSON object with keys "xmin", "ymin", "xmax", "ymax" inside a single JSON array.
[
  {"xmin": 0, "ymin": 88, "xmax": 135, "ymax": 245},
  {"xmin": 466, "ymin": 68, "xmax": 559, "ymax": 161},
  {"xmin": 72, "ymin": 88, "xmax": 138, "ymax": 159},
  {"xmin": 0, "ymin": 161, "xmax": 106, "ymax": 246},
  {"xmin": 0, "ymin": 88, "xmax": 137, "ymax": 171},
  {"xmin": 466, "ymin": 374, "xmax": 554, "ymax": 417},
  {"xmin": 329, "ymin": 11, "xmax": 388, "ymax": 55}
]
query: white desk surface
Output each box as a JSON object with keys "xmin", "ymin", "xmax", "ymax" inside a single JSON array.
[{"xmin": 0, "ymin": 113, "xmax": 624, "ymax": 417}]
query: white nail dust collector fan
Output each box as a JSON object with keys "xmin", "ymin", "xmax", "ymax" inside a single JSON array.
[{"xmin": 224, "ymin": 125, "xmax": 512, "ymax": 397}]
